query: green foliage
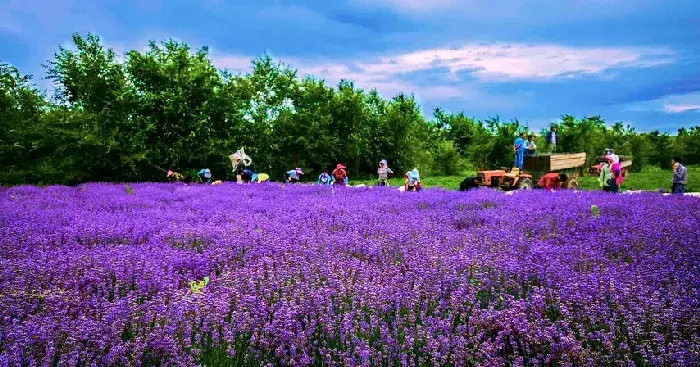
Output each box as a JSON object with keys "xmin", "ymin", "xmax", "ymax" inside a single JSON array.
[
  {"xmin": 1, "ymin": 33, "xmax": 698, "ymax": 186},
  {"xmin": 189, "ymin": 276, "xmax": 210, "ymax": 294}
]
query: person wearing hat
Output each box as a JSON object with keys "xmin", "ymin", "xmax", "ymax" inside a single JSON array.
[
  {"xmin": 254, "ymin": 173, "xmax": 270, "ymax": 183},
  {"xmin": 285, "ymin": 168, "xmax": 304, "ymax": 183},
  {"xmin": 404, "ymin": 168, "xmax": 422, "ymax": 191},
  {"xmin": 229, "ymin": 148, "xmax": 252, "ymax": 183},
  {"xmin": 605, "ymin": 155, "xmax": 623, "ymax": 193},
  {"xmin": 197, "ymin": 168, "xmax": 212, "ymax": 184},
  {"xmin": 332, "ymin": 164, "xmax": 348, "ymax": 186},
  {"xmin": 318, "ymin": 171, "xmax": 332, "ymax": 185},
  {"xmin": 377, "ymin": 159, "xmax": 394, "ymax": 186}
]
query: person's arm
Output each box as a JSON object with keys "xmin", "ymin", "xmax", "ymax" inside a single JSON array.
[{"xmin": 674, "ymin": 167, "xmax": 687, "ymax": 183}]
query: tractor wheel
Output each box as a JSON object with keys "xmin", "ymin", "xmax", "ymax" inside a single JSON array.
[
  {"xmin": 565, "ymin": 177, "xmax": 579, "ymax": 190},
  {"xmin": 516, "ymin": 178, "xmax": 533, "ymax": 190}
]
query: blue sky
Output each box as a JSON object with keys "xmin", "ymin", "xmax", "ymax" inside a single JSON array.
[{"xmin": 1, "ymin": 0, "xmax": 699, "ymax": 132}]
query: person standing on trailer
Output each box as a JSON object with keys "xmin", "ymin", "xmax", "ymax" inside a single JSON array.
[
  {"xmin": 524, "ymin": 135, "xmax": 537, "ymax": 157},
  {"xmin": 513, "ymin": 132, "xmax": 526, "ymax": 170},
  {"xmin": 545, "ymin": 126, "xmax": 557, "ymax": 153}
]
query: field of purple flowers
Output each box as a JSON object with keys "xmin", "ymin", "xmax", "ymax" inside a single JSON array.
[{"xmin": 1, "ymin": 183, "xmax": 698, "ymax": 366}]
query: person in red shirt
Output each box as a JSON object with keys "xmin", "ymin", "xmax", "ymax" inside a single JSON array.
[{"xmin": 332, "ymin": 164, "xmax": 348, "ymax": 186}]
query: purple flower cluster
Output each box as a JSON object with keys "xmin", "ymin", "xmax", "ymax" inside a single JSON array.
[{"xmin": 1, "ymin": 183, "xmax": 698, "ymax": 366}]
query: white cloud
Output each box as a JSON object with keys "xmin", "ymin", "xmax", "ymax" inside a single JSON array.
[
  {"xmin": 212, "ymin": 42, "xmax": 673, "ymax": 100},
  {"xmin": 663, "ymin": 104, "xmax": 700, "ymax": 114},
  {"xmin": 625, "ymin": 92, "xmax": 700, "ymax": 114},
  {"xmin": 351, "ymin": 0, "xmax": 457, "ymax": 12}
]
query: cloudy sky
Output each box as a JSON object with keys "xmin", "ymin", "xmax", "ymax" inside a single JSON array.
[{"xmin": 1, "ymin": 0, "xmax": 699, "ymax": 132}]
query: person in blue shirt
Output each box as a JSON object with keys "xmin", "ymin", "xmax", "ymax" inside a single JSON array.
[
  {"xmin": 197, "ymin": 168, "xmax": 212, "ymax": 184},
  {"xmin": 241, "ymin": 169, "xmax": 254, "ymax": 183},
  {"xmin": 285, "ymin": 168, "xmax": 304, "ymax": 183},
  {"xmin": 317, "ymin": 171, "xmax": 332, "ymax": 185},
  {"xmin": 513, "ymin": 132, "xmax": 526, "ymax": 170}
]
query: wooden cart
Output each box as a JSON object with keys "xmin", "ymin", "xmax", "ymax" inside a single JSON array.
[{"xmin": 520, "ymin": 153, "xmax": 587, "ymax": 189}]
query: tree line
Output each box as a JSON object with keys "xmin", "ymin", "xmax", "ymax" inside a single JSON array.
[{"xmin": 1, "ymin": 33, "xmax": 698, "ymax": 185}]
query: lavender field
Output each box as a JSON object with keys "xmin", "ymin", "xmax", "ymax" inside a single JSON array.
[{"xmin": 1, "ymin": 183, "xmax": 698, "ymax": 366}]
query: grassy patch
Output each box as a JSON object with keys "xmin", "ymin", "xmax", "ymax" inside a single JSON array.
[{"xmin": 352, "ymin": 167, "xmax": 699, "ymax": 192}]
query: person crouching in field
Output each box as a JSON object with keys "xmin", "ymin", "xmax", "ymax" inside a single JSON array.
[
  {"xmin": 197, "ymin": 168, "xmax": 212, "ymax": 184},
  {"xmin": 286, "ymin": 168, "xmax": 304, "ymax": 183},
  {"xmin": 240, "ymin": 169, "xmax": 254, "ymax": 183},
  {"xmin": 404, "ymin": 168, "xmax": 422, "ymax": 191},
  {"xmin": 671, "ymin": 157, "xmax": 688, "ymax": 194},
  {"xmin": 332, "ymin": 164, "xmax": 348, "ymax": 186},
  {"xmin": 166, "ymin": 170, "xmax": 184, "ymax": 182},
  {"xmin": 377, "ymin": 159, "xmax": 394, "ymax": 186},
  {"xmin": 318, "ymin": 171, "xmax": 332, "ymax": 185},
  {"xmin": 254, "ymin": 173, "xmax": 270, "ymax": 183}
]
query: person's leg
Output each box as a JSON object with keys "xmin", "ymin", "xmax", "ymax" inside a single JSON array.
[
  {"xmin": 518, "ymin": 152, "xmax": 524, "ymax": 170},
  {"xmin": 515, "ymin": 152, "xmax": 523, "ymax": 170}
]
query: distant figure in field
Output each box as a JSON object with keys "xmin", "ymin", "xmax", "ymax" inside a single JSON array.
[
  {"xmin": 404, "ymin": 168, "xmax": 422, "ymax": 191},
  {"xmin": 605, "ymin": 148, "xmax": 619, "ymax": 164},
  {"xmin": 605, "ymin": 156, "xmax": 623, "ymax": 193},
  {"xmin": 317, "ymin": 171, "xmax": 332, "ymax": 185},
  {"xmin": 197, "ymin": 168, "xmax": 212, "ymax": 184},
  {"xmin": 671, "ymin": 157, "xmax": 688, "ymax": 194},
  {"xmin": 166, "ymin": 170, "xmax": 184, "ymax": 182},
  {"xmin": 332, "ymin": 164, "xmax": 348, "ymax": 186},
  {"xmin": 377, "ymin": 159, "xmax": 394, "ymax": 186},
  {"xmin": 285, "ymin": 168, "xmax": 304, "ymax": 183},
  {"xmin": 513, "ymin": 132, "xmax": 526, "ymax": 170},
  {"xmin": 241, "ymin": 169, "xmax": 254, "ymax": 183},
  {"xmin": 254, "ymin": 173, "xmax": 270, "ymax": 183},
  {"xmin": 524, "ymin": 135, "xmax": 537, "ymax": 157},
  {"xmin": 545, "ymin": 126, "xmax": 557, "ymax": 153},
  {"xmin": 597, "ymin": 160, "xmax": 611, "ymax": 192}
]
